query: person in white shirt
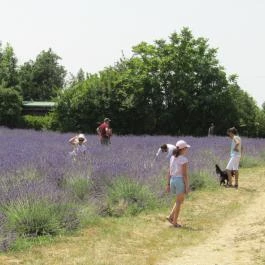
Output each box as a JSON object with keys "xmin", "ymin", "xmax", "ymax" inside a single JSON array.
[
  {"xmin": 226, "ymin": 127, "xmax": 242, "ymax": 188},
  {"xmin": 155, "ymin": 144, "xmax": 176, "ymax": 160},
  {"xmin": 166, "ymin": 140, "xmax": 190, "ymax": 228},
  {"xmin": 208, "ymin": 123, "xmax": 215, "ymax": 136},
  {"xmin": 68, "ymin": 133, "xmax": 87, "ymax": 158}
]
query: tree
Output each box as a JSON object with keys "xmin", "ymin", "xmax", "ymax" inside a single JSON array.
[
  {"xmin": 66, "ymin": 68, "xmax": 86, "ymax": 88},
  {"xmin": 227, "ymin": 75, "xmax": 259, "ymax": 136},
  {"xmin": 121, "ymin": 28, "xmax": 235, "ymax": 135},
  {"xmin": 0, "ymin": 86, "xmax": 22, "ymax": 127},
  {"xmin": 54, "ymin": 28, "xmax": 260, "ymax": 136},
  {"xmin": 255, "ymin": 109, "xmax": 265, "ymax": 137},
  {"xmin": 262, "ymin": 101, "xmax": 265, "ymax": 112},
  {"xmin": 0, "ymin": 43, "xmax": 19, "ymax": 89},
  {"xmin": 19, "ymin": 49, "xmax": 66, "ymax": 100},
  {"xmin": 76, "ymin": 68, "xmax": 85, "ymax": 83},
  {"xmin": 55, "ymin": 69, "xmax": 121, "ymax": 132}
]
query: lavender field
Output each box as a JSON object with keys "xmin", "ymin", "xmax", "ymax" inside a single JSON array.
[{"xmin": 0, "ymin": 127, "xmax": 265, "ymax": 250}]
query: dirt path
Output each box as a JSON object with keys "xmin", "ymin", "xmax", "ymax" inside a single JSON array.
[{"xmin": 159, "ymin": 189, "xmax": 265, "ymax": 265}]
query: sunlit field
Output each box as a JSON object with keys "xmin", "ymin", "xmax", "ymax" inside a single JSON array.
[{"xmin": 0, "ymin": 127, "xmax": 265, "ymax": 251}]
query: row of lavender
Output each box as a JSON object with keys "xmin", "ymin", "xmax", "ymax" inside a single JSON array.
[
  {"xmin": 0, "ymin": 127, "xmax": 264, "ymax": 249},
  {"xmin": 1, "ymin": 127, "xmax": 264, "ymax": 204}
]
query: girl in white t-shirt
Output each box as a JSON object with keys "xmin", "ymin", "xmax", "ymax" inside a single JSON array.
[{"xmin": 166, "ymin": 140, "xmax": 190, "ymax": 227}]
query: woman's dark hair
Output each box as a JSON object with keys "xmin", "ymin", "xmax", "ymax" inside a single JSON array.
[
  {"xmin": 173, "ymin": 147, "xmax": 181, "ymax": 157},
  {"xmin": 227, "ymin": 127, "xmax": 238, "ymax": 135},
  {"xmin": 160, "ymin": 144, "xmax": 167, "ymax": 150}
]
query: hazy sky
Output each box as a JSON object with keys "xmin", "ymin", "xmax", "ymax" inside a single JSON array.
[{"xmin": 1, "ymin": 0, "xmax": 264, "ymax": 106}]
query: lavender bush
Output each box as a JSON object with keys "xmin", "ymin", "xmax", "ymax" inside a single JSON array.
[{"xmin": 0, "ymin": 127, "xmax": 265, "ymax": 250}]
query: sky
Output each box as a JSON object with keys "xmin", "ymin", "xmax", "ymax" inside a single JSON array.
[{"xmin": 1, "ymin": 0, "xmax": 264, "ymax": 106}]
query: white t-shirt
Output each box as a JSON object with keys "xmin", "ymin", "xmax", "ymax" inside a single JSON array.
[
  {"xmin": 169, "ymin": 155, "xmax": 188, "ymax": 177},
  {"xmin": 230, "ymin": 135, "xmax": 242, "ymax": 157},
  {"xmin": 156, "ymin": 144, "xmax": 176, "ymax": 159},
  {"xmin": 75, "ymin": 144, "xmax": 86, "ymax": 154},
  {"xmin": 70, "ymin": 144, "xmax": 87, "ymax": 156}
]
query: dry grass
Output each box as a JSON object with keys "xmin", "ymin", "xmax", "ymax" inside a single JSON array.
[{"xmin": 0, "ymin": 167, "xmax": 264, "ymax": 265}]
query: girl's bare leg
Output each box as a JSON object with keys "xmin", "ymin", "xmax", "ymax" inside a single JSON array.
[
  {"xmin": 168, "ymin": 202, "xmax": 176, "ymax": 220},
  {"xmin": 172, "ymin": 193, "xmax": 184, "ymax": 225}
]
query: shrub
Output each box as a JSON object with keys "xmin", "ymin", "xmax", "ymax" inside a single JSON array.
[
  {"xmin": 189, "ymin": 171, "xmax": 218, "ymax": 191},
  {"xmin": 2, "ymin": 199, "xmax": 79, "ymax": 237},
  {"xmin": 54, "ymin": 203, "xmax": 79, "ymax": 231},
  {"xmin": 22, "ymin": 115, "xmax": 53, "ymax": 130},
  {"xmin": 65, "ymin": 177, "xmax": 92, "ymax": 201},
  {"xmin": 105, "ymin": 177, "xmax": 156, "ymax": 217}
]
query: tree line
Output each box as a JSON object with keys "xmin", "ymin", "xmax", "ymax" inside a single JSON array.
[{"xmin": 0, "ymin": 28, "xmax": 265, "ymax": 136}]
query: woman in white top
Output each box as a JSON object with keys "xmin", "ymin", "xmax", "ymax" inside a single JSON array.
[
  {"xmin": 68, "ymin": 133, "xmax": 87, "ymax": 158},
  {"xmin": 226, "ymin": 127, "xmax": 242, "ymax": 188},
  {"xmin": 166, "ymin": 140, "xmax": 190, "ymax": 227}
]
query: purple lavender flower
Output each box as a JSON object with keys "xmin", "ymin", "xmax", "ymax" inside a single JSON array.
[{"xmin": 0, "ymin": 127, "xmax": 265, "ymax": 249}]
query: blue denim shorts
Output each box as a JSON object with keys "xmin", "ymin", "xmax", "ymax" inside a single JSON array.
[{"xmin": 170, "ymin": 176, "xmax": 185, "ymax": 195}]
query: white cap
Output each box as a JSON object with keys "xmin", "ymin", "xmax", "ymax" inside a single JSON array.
[
  {"xmin": 78, "ymin": 133, "xmax": 85, "ymax": 140},
  {"xmin": 176, "ymin": 140, "xmax": 190, "ymax": 149}
]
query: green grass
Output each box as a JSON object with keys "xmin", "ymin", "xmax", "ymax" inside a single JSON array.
[{"xmin": 9, "ymin": 236, "xmax": 56, "ymax": 252}]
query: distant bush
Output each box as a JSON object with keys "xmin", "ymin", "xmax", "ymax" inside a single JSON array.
[
  {"xmin": 2, "ymin": 199, "xmax": 79, "ymax": 237},
  {"xmin": 104, "ymin": 177, "xmax": 156, "ymax": 217},
  {"xmin": 22, "ymin": 114, "xmax": 53, "ymax": 130},
  {"xmin": 189, "ymin": 171, "xmax": 218, "ymax": 190}
]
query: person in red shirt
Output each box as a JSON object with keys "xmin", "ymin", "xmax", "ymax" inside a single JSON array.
[{"xmin": 96, "ymin": 118, "xmax": 112, "ymax": 145}]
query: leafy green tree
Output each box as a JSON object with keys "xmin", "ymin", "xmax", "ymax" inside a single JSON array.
[
  {"xmin": 18, "ymin": 61, "xmax": 35, "ymax": 99},
  {"xmin": 66, "ymin": 68, "xmax": 86, "ymax": 88},
  {"xmin": 255, "ymin": 108, "xmax": 265, "ymax": 137},
  {"xmin": 262, "ymin": 102, "xmax": 265, "ymax": 112},
  {"xmin": 0, "ymin": 86, "xmax": 22, "ymax": 127},
  {"xmin": 0, "ymin": 43, "xmax": 19, "ymax": 89},
  {"xmin": 54, "ymin": 28, "xmax": 260, "ymax": 136},
  {"xmin": 76, "ymin": 68, "xmax": 85, "ymax": 83},
  {"xmin": 122, "ymin": 28, "xmax": 236, "ymax": 135},
  {"xmin": 55, "ymin": 68, "xmax": 121, "ymax": 132},
  {"xmin": 19, "ymin": 48, "xmax": 66, "ymax": 100},
  {"xmin": 227, "ymin": 75, "xmax": 259, "ymax": 136}
]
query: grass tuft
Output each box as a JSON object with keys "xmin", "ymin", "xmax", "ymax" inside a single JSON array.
[
  {"xmin": 1, "ymin": 199, "xmax": 79, "ymax": 238},
  {"xmin": 64, "ymin": 176, "xmax": 92, "ymax": 201},
  {"xmin": 104, "ymin": 177, "xmax": 157, "ymax": 217},
  {"xmin": 189, "ymin": 171, "xmax": 218, "ymax": 190}
]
